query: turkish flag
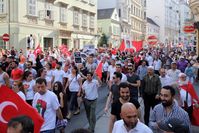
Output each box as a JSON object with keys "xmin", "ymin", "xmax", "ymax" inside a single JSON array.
[
  {"xmin": 180, "ymin": 82, "xmax": 199, "ymax": 126},
  {"xmin": 0, "ymin": 85, "xmax": 44, "ymax": 133},
  {"xmin": 111, "ymin": 48, "xmax": 117, "ymax": 55},
  {"xmin": 95, "ymin": 61, "xmax": 103, "ymax": 79},
  {"xmin": 118, "ymin": 39, "xmax": 125, "ymax": 51},
  {"xmin": 33, "ymin": 44, "xmax": 42, "ymax": 56},
  {"xmin": 132, "ymin": 41, "xmax": 143, "ymax": 52}
]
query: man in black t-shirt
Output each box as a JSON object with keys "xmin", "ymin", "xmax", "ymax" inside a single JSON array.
[
  {"xmin": 109, "ymin": 82, "xmax": 140, "ymax": 133},
  {"xmin": 126, "ymin": 66, "xmax": 140, "ymax": 100}
]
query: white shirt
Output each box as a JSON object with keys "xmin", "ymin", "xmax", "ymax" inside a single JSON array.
[
  {"xmin": 23, "ymin": 80, "xmax": 35, "ymax": 100},
  {"xmin": 32, "ymin": 90, "xmax": 60, "ymax": 131},
  {"xmin": 112, "ymin": 120, "xmax": 153, "ymax": 133},
  {"xmin": 180, "ymin": 88, "xmax": 192, "ymax": 107},
  {"xmin": 52, "ymin": 69, "xmax": 67, "ymax": 84},
  {"xmin": 121, "ymin": 73, "xmax": 127, "ymax": 82},
  {"xmin": 159, "ymin": 75, "xmax": 172, "ymax": 87},
  {"xmin": 17, "ymin": 91, "xmax": 26, "ymax": 101},
  {"xmin": 108, "ymin": 65, "xmax": 116, "ymax": 80},
  {"xmin": 167, "ymin": 69, "xmax": 181, "ymax": 83},
  {"xmin": 153, "ymin": 59, "xmax": 162, "ymax": 71},
  {"xmin": 146, "ymin": 55, "xmax": 153, "ymax": 66},
  {"xmin": 68, "ymin": 74, "xmax": 81, "ymax": 92},
  {"xmin": 82, "ymin": 79, "xmax": 100, "ymax": 100}
]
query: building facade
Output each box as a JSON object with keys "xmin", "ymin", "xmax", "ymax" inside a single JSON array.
[
  {"xmin": 189, "ymin": 0, "xmax": 199, "ymax": 55},
  {"xmin": 146, "ymin": 0, "xmax": 180, "ymax": 45},
  {"xmin": 97, "ymin": 8, "xmax": 121, "ymax": 48},
  {"xmin": 0, "ymin": 0, "xmax": 97, "ymax": 51},
  {"xmin": 131, "ymin": 0, "xmax": 146, "ymax": 41},
  {"xmin": 179, "ymin": 0, "xmax": 194, "ymax": 48},
  {"xmin": 146, "ymin": 17, "xmax": 160, "ymax": 41},
  {"xmin": 98, "ymin": 0, "xmax": 146, "ymax": 41}
]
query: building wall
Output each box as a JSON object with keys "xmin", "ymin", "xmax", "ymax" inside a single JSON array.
[
  {"xmin": 131, "ymin": 0, "xmax": 146, "ymax": 41},
  {"xmin": 146, "ymin": 0, "xmax": 165, "ymax": 43},
  {"xmin": 0, "ymin": 0, "xmax": 98, "ymax": 51},
  {"xmin": 146, "ymin": 22, "xmax": 160, "ymax": 40}
]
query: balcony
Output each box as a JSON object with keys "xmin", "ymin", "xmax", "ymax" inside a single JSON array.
[{"xmin": 189, "ymin": 0, "xmax": 199, "ymax": 21}]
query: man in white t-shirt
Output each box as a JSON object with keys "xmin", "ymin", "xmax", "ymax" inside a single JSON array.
[
  {"xmin": 112, "ymin": 102, "xmax": 152, "ymax": 133},
  {"xmin": 82, "ymin": 72, "xmax": 101, "ymax": 132},
  {"xmin": 159, "ymin": 68, "xmax": 172, "ymax": 87},
  {"xmin": 167, "ymin": 62, "xmax": 181, "ymax": 84},
  {"xmin": 107, "ymin": 58, "xmax": 116, "ymax": 89},
  {"xmin": 32, "ymin": 78, "xmax": 63, "ymax": 132},
  {"xmin": 52, "ymin": 62, "xmax": 67, "ymax": 85}
]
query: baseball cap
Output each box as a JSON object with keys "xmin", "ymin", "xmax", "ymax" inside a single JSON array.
[{"xmin": 158, "ymin": 117, "xmax": 189, "ymax": 133}]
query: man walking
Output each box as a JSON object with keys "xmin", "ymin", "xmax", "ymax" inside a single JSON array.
[
  {"xmin": 82, "ymin": 72, "xmax": 102, "ymax": 133},
  {"xmin": 32, "ymin": 78, "xmax": 63, "ymax": 133}
]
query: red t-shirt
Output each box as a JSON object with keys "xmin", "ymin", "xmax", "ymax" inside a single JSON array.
[{"xmin": 11, "ymin": 68, "xmax": 23, "ymax": 80}]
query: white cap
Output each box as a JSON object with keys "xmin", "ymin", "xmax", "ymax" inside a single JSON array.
[
  {"xmin": 147, "ymin": 66, "xmax": 154, "ymax": 70},
  {"xmin": 178, "ymin": 73, "xmax": 186, "ymax": 78}
]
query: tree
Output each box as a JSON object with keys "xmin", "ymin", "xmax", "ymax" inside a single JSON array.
[{"xmin": 98, "ymin": 33, "xmax": 108, "ymax": 47}]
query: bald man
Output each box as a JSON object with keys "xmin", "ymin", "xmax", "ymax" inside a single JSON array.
[{"xmin": 112, "ymin": 103, "xmax": 152, "ymax": 133}]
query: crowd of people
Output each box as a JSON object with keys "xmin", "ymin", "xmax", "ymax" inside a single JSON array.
[{"xmin": 0, "ymin": 46, "xmax": 199, "ymax": 133}]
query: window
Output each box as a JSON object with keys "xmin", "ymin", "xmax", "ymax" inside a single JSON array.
[
  {"xmin": 45, "ymin": 2, "xmax": 53, "ymax": 19},
  {"xmin": 0, "ymin": 0, "xmax": 4, "ymax": 14},
  {"xmin": 60, "ymin": 7, "xmax": 67, "ymax": 23},
  {"xmin": 82, "ymin": 13, "xmax": 87, "ymax": 27},
  {"xmin": 89, "ymin": 15, "xmax": 94, "ymax": 28},
  {"xmin": 73, "ymin": 10, "xmax": 79, "ymax": 25},
  {"xmin": 27, "ymin": 0, "xmax": 36, "ymax": 16}
]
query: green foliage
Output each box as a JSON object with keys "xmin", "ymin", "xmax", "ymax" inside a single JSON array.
[{"xmin": 98, "ymin": 33, "xmax": 108, "ymax": 47}]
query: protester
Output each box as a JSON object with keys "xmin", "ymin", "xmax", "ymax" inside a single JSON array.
[
  {"xmin": 7, "ymin": 115, "xmax": 34, "ymax": 133},
  {"xmin": 149, "ymin": 85, "xmax": 191, "ymax": 133},
  {"xmin": 32, "ymin": 78, "xmax": 63, "ymax": 132},
  {"xmin": 0, "ymin": 62, "xmax": 10, "ymax": 87},
  {"xmin": 112, "ymin": 102, "xmax": 152, "ymax": 133},
  {"xmin": 12, "ymin": 81, "xmax": 26, "ymax": 101},
  {"xmin": 82, "ymin": 72, "xmax": 102, "ymax": 133}
]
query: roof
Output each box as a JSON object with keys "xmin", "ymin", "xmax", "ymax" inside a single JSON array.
[
  {"xmin": 147, "ymin": 17, "xmax": 160, "ymax": 27},
  {"xmin": 97, "ymin": 8, "xmax": 115, "ymax": 19}
]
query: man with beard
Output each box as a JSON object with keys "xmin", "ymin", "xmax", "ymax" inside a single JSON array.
[
  {"xmin": 177, "ymin": 73, "xmax": 199, "ymax": 120},
  {"xmin": 112, "ymin": 103, "xmax": 152, "ymax": 133},
  {"xmin": 149, "ymin": 86, "xmax": 191, "ymax": 133},
  {"xmin": 108, "ymin": 82, "xmax": 140, "ymax": 133}
]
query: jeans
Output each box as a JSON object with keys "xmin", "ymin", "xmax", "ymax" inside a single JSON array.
[
  {"xmin": 83, "ymin": 99, "xmax": 97, "ymax": 132},
  {"xmin": 69, "ymin": 92, "xmax": 78, "ymax": 111}
]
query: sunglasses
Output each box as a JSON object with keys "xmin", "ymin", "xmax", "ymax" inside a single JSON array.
[{"xmin": 128, "ymin": 68, "xmax": 133, "ymax": 70}]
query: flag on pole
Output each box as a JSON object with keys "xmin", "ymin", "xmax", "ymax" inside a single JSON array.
[
  {"xmin": 132, "ymin": 41, "xmax": 143, "ymax": 52},
  {"xmin": 118, "ymin": 39, "xmax": 125, "ymax": 51},
  {"xmin": 33, "ymin": 44, "xmax": 42, "ymax": 56},
  {"xmin": 0, "ymin": 85, "xmax": 44, "ymax": 133},
  {"xmin": 95, "ymin": 61, "xmax": 103, "ymax": 79}
]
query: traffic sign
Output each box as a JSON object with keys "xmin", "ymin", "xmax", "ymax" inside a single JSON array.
[
  {"xmin": 147, "ymin": 35, "xmax": 158, "ymax": 45},
  {"xmin": 2, "ymin": 33, "xmax": 9, "ymax": 42}
]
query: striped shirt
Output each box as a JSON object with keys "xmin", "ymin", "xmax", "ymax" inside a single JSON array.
[{"xmin": 149, "ymin": 102, "xmax": 191, "ymax": 133}]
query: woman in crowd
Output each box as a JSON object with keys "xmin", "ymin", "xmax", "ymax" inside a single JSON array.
[
  {"xmin": 23, "ymin": 71, "xmax": 36, "ymax": 105},
  {"xmin": 45, "ymin": 62, "xmax": 53, "ymax": 84},
  {"xmin": 52, "ymin": 81, "xmax": 65, "ymax": 133},
  {"xmin": 65, "ymin": 65, "xmax": 82, "ymax": 120}
]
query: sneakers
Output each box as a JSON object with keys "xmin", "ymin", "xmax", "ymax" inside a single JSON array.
[{"xmin": 73, "ymin": 109, "xmax": 80, "ymax": 115}]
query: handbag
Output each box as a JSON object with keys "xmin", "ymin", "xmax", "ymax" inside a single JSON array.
[{"xmin": 56, "ymin": 119, "xmax": 68, "ymax": 130}]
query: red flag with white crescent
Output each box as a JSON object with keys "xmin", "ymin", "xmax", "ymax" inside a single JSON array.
[
  {"xmin": 33, "ymin": 44, "xmax": 42, "ymax": 56},
  {"xmin": 0, "ymin": 85, "xmax": 44, "ymax": 133}
]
